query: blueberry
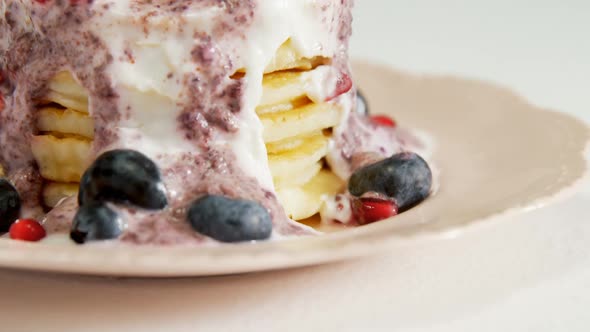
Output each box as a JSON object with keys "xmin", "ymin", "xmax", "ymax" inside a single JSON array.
[
  {"xmin": 0, "ymin": 179, "xmax": 20, "ymax": 232},
  {"xmin": 78, "ymin": 149, "xmax": 167, "ymax": 210},
  {"xmin": 356, "ymin": 89, "xmax": 369, "ymax": 116},
  {"xmin": 348, "ymin": 152, "xmax": 432, "ymax": 211},
  {"xmin": 188, "ymin": 195, "xmax": 272, "ymax": 243},
  {"xmin": 77, "ymin": 170, "xmax": 90, "ymax": 206},
  {"xmin": 70, "ymin": 204, "xmax": 123, "ymax": 244}
]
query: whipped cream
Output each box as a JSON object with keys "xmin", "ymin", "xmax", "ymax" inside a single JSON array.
[{"xmin": 90, "ymin": 0, "xmax": 348, "ymax": 188}]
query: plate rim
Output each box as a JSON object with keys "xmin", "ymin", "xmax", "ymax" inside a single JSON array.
[{"xmin": 0, "ymin": 61, "xmax": 588, "ymax": 277}]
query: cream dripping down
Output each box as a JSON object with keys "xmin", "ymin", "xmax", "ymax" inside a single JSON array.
[{"xmin": 87, "ymin": 0, "xmax": 346, "ymax": 191}]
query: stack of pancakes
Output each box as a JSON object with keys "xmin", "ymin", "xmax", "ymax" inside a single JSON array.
[{"xmin": 32, "ymin": 40, "xmax": 344, "ymax": 220}]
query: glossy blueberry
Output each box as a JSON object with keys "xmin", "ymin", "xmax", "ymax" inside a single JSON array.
[
  {"xmin": 78, "ymin": 149, "xmax": 167, "ymax": 209},
  {"xmin": 188, "ymin": 195, "xmax": 272, "ymax": 243},
  {"xmin": 0, "ymin": 179, "xmax": 21, "ymax": 232},
  {"xmin": 70, "ymin": 204, "xmax": 123, "ymax": 244},
  {"xmin": 348, "ymin": 152, "xmax": 432, "ymax": 212},
  {"xmin": 77, "ymin": 170, "xmax": 90, "ymax": 206},
  {"xmin": 356, "ymin": 89, "xmax": 369, "ymax": 116}
]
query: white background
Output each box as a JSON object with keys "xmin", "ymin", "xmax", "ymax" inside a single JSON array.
[
  {"xmin": 0, "ymin": 2, "xmax": 589, "ymax": 331},
  {"xmin": 348, "ymin": 1, "xmax": 590, "ymax": 330},
  {"xmin": 351, "ymin": 0, "xmax": 590, "ymax": 123}
]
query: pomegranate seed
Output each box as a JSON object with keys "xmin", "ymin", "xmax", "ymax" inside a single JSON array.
[
  {"xmin": 371, "ymin": 115, "xmax": 396, "ymax": 128},
  {"xmin": 354, "ymin": 197, "xmax": 398, "ymax": 225},
  {"xmin": 326, "ymin": 72, "xmax": 352, "ymax": 101},
  {"xmin": 9, "ymin": 219, "xmax": 46, "ymax": 242}
]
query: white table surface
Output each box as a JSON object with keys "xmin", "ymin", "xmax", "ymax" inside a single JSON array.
[{"xmin": 1, "ymin": 2, "xmax": 589, "ymax": 331}]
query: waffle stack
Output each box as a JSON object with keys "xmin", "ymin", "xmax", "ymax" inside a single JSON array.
[{"xmin": 32, "ymin": 40, "xmax": 344, "ymax": 220}]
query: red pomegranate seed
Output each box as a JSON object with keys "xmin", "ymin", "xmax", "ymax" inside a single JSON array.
[
  {"xmin": 326, "ymin": 72, "xmax": 353, "ymax": 101},
  {"xmin": 9, "ymin": 219, "xmax": 46, "ymax": 242},
  {"xmin": 354, "ymin": 197, "xmax": 398, "ymax": 225},
  {"xmin": 371, "ymin": 115, "xmax": 396, "ymax": 128}
]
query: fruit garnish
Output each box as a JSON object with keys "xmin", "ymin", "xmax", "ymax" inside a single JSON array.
[
  {"xmin": 188, "ymin": 195, "xmax": 273, "ymax": 243},
  {"xmin": 326, "ymin": 72, "xmax": 352, "ymax": 101},
  {"xmin": 371, "ymin": 115, "xmax": 396, "ymax": 128},
  {"xmin": 353, "ymin": 197, "xmax": 398, "ymax": 225},
  {"xmin": 348, "ymin": 152, "xmax": 432, "ymax": 212},
  {"xmin": 78, "ymin": 149, "xmax": 167, "ymax": 209},
  {"xmin": 0, "ymin": 179, "xmax": 21, "ymax": 232},
  {"xmin": 9, "ymin": 219, "xmax": 46, "ymax": 242},
  {"xmin": 70, "ymin": 204, "xmax": 123, "ymax": 244}
]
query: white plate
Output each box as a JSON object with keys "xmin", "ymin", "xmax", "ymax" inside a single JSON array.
[{"xmin": 0, "ymin": 62, "xmax": 587, "ymax": 277}]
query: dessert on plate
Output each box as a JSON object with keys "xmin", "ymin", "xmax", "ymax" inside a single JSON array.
[{"xmin": 0, "ymin": 0, "xmax": 432, "ymax": 245}]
